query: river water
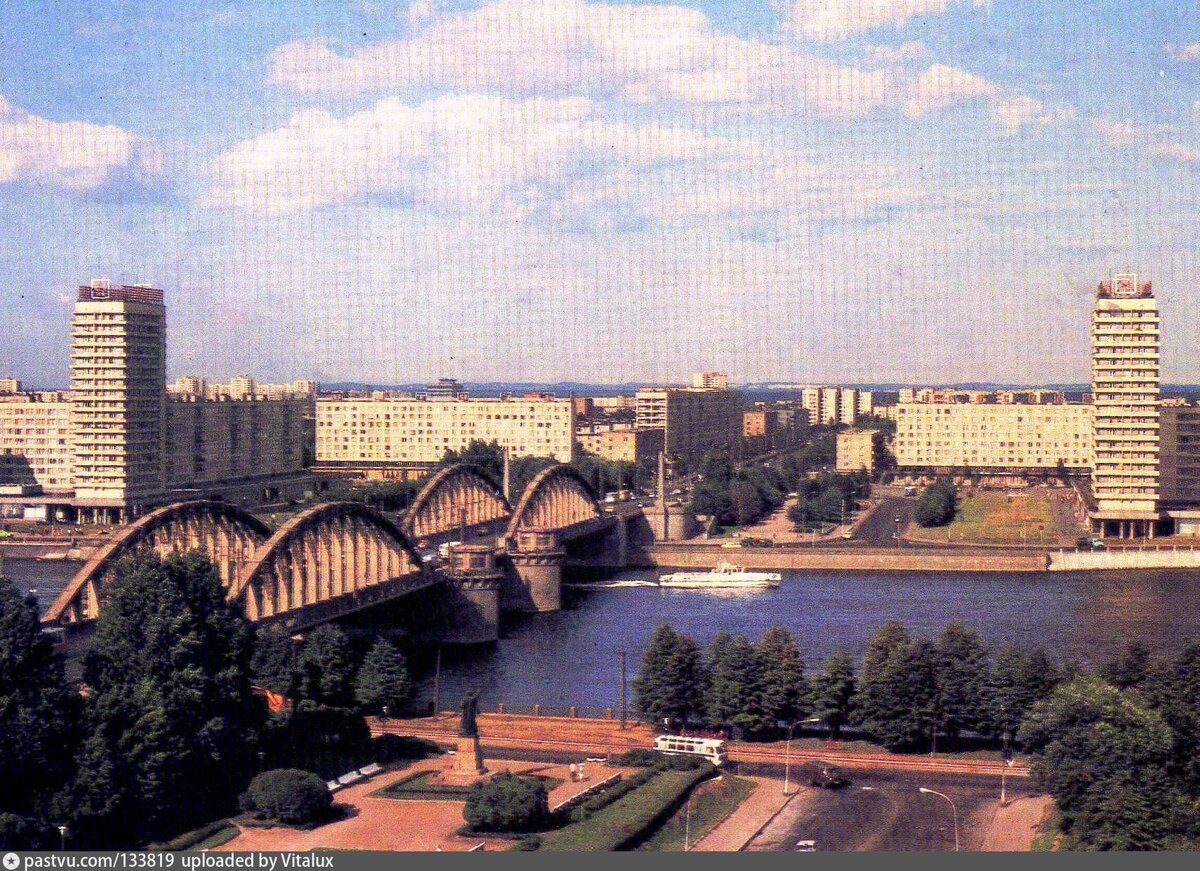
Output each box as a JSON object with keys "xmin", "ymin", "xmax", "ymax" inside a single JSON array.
[{"xmin": 7, "ymin": 559, "xmax": 1200, "ymax": 713}]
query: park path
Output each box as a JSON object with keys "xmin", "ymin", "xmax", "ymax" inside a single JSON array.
[
  {"xmin": 690, "ymin": 776, "xmax": 789, "ymax": 852},
  {"xmin": 979, "ymin": 795, "xmax": 1054, "ymax": 851}
]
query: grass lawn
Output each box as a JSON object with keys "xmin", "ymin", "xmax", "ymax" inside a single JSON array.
[
  {"xmin": 189, "ymin": 825, "xmax": 240, "ymax": 850},
  {"xmin": 538, "ymin": 769, "xmax": 709, "ymax": 852},
  {"xmin": 936, "ymin": 491, "xmax": 1058, "ymax": 545},
  {"xmin": 1030, "ymin": 806, "xmax": 1062, "ymax": 852},
  {"xmin": 637, "ymin": 775, "xmax": 756, "ymax": 851}
]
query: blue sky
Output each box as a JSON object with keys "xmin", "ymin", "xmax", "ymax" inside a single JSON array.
[{"xmin": 2, "ymin": 0, "xmax": 1199, "ymax": 387}]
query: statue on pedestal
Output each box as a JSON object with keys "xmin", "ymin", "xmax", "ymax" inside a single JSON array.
[{"xmin": 459, "ymin": 690, "xmax": 480, "ymax": 737}]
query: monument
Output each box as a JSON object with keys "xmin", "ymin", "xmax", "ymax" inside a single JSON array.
[{"xmin": 454, "ymin": 690, "xmax": 486, "ymax": 776}]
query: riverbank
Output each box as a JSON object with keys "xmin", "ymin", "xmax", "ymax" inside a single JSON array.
[{"xmin": 642, "ymin": 544, "xmax": 1048, "ymax": 572}]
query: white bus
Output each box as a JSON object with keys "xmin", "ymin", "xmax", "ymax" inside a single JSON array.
[{"xmin": 653, "ymin": 735, "xmax": 727, "ymax": 766}]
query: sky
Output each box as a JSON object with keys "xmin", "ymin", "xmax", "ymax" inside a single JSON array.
[{"xmin": 2, "ymin": 0, "xmax": 1199, "ymax": 388}]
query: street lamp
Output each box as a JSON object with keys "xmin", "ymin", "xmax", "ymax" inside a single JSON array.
[
  {"xmin": 918, "ymin": 787, "xmax": 959, "ymax": 852},
  {"xmin": 58, "ymin": 825, "xmax": 68, "ymax": 851},
  {"xmin": 684, "ymin": 793, "xmax": 693, "ymax": 851},
  {"xmin": 894, "ymin": 516, "xmax": 902, "ymax": 547},
  {"xmin": 783, "ymin": 717, "xmax": 821, "ymax": 795}
]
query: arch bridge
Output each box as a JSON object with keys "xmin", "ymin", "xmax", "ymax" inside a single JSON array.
[
  {"xmin": 43, "ymin": 500, "xmax": 435, "ymax": 633},
  {"xmin": 401, "ymin": 463, "xmax": 510, "ymax": 542}
]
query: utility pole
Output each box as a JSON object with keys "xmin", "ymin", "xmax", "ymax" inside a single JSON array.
[
  {"xmin": 619, "ymin": 649, "xmax": 627, "ymax": 730},
  {"xmin": 502, "ymin": 446, "xmax": 511, "ymax": 505},
  {"xmin": 432, "ymin": 644, "xmax": 442, "ymax": 719}
]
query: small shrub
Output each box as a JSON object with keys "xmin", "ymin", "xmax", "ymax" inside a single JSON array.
[
  {"xmin": 240, "ymin": 769, "xmax": 332, "ymax": 825},
  {"xmin": 463, "ymin": 773, "xmax": 549, "ymax": 834}
]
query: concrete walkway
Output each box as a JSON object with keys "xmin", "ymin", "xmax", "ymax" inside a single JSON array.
[{"xmin": 691, "ymin": 776, "xmax": 791, "ymax": 852}]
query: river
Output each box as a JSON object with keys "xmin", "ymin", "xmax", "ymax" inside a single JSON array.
[{"xmin": 6, "ymin": 559, "xmax": 1200, "ymax": 714}]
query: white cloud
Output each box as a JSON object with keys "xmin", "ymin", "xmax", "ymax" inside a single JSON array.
[
  {"xmin": 789, "ymin": 0, "xmax": 988, "ymax": 43},
  {"xmin": 865, "ymin": 40, "xmax": 929, "ymax": 64},
  {"xmin": 405, "ymin": 0, "xmax": 436, "ymax": 27},
  {"xmin": 904, "ymin": 64, "xmax": 1073, "ymax": 132},
  {"xmin": 0, "ymin": 95, "xmax": 162, "ymax": 191},
  {"xmin": 1166, "ymin": 42, "xmax": 1200, "ymax": 62},
  {"xmin": 1092, "ymin": 118, "xmax": 1200, "ymax": 164},
  {"xmin": 904, "ymin": 63, "xmax": 997, "ymax": 116},
  {"xmin": 203, "ymin": 92, "xmax": 918, "ymax": 224},
  {"xmin": 267, "ymin": 0, "xmax": 893, "ymax": 118}
]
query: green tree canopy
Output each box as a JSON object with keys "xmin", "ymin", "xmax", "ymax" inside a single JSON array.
[
  {"xmin": 69, "ymin": 552, "xmax": 262, "ymax": 847},
  {"xmin": 0, "ymin": 576, "xmax": 80, "ymax": 820},
  {"xmin": 755, "ymin": 627, "xmax": 807, "ymax": 729},
  {"xmin": 251, "ymin": 628, "xmax": 298, "ymax": 697},
  {"xmin": 811, "ymin": 652, "xmax": 856, "ymax": 738},
  {"xmin": 633, "ymin": 623, "xmax": 706, "ymax": 727},
  {"xmin": 705, "ymin": 633, "xmax": 762, "ymax": 734},
  {"xmin": 354, "ymin": 637, "xmax": 412, "ymax": 715},
  {"xmin": 295, "ymin": 624, "xmax": 354, "ymax": 708}
]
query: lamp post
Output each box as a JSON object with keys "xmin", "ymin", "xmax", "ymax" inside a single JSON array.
[
  {"xmin": 684, "ymin": 793, "xmax": 693, "ymax": 851},
  {"xmin": 783, "ymin": 717, "xmax": 821, "ymax": 795},
  {"xmin": 918, "ymin": 787, "xmax": 959, "ymax": 852},
  {"xmin": 58, "ymin": 825, "xmax": 68, "ymax": 852},
  {"xmin": 894, "ymin": 516, "xmax": 902, "ymax": 547}
]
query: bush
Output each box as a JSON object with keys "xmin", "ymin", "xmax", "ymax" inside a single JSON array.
[
  {"xmin": 239, "ymin": 769, "xmax": 332, "ymax": 825},
  {"xmin": 463, "ymin": 773, "xmax": 549, "ymax": 834}
]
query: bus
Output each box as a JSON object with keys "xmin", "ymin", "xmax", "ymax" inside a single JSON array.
[{"xmin": 652, "ymin": 735, "xmax": 727, "ymax": 766}]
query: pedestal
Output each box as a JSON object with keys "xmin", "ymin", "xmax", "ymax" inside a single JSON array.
[{"xmin": 455, "ymin": 734, "xmax": 485, "ymax": 775}]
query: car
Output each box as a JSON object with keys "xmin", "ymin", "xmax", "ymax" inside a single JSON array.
[
  {"xmin": 795, "ymin": 840, "xmax": 817, "ymax": 852},
  {"xmin": 741, "ymin": 537, "xmax": 773, "ymax": 547},
  {"xmin": 1090, "ymin": 538, "xmax": 1106, "ymax": 549},
  {"xmin": 841, "ymin": 530, "xmax": 854, "ymax": 539},
  {"xmin": 804, "ymin": 763, "xmax": 849, "ymax": 789},
  {"xmin": 720, "ymin": 540, "xmax": 743, "ymax": 549},
  {"xmin": 903, "ymin": 486, "xmax": 917, "ymax": 497}
]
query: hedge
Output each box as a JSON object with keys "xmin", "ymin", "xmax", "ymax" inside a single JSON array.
[
  {"xmin": 537, "ymin": 768, "xmax": 712, "ymax": 852},
  {"xmin": 147, "ymin": 820, "xmax": 237, "ymax": 852}
]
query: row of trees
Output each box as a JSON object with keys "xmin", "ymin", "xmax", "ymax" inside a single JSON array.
[
  {"xmin": 252, "ymin": 624, "xmax": 413, "ymax": 714},
  {"xmin": 688, "ymin": 453, "xmax": 790, "ymax": 527},
  {"xmin": 787, "ymin": 471, "xmax": 871, "ymax": 530},
  {"xmin": 0, "ymin": 552, "xmax": 417, "ymax": 850},
  {"xmin": 631, "ymin": 620, "xmax": 1057, "ymax": 747}
]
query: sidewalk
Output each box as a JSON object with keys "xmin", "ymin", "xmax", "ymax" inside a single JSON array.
[
  {"xmin": 979, "ymin": 795, "xmax": 1054, "ymax": 851},
  {"xmin": 691, "ymin": 776, "xmax": 791, "ymax": 852}
]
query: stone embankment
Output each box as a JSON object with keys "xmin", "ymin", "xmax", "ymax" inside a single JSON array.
[
  {"xmin": 1048, "ymin": 545, "xmax": 1200, "ymax": 571},
  {"xmin": 643, "ymin": 544, "xmax": 1047, "ymax": 573}
]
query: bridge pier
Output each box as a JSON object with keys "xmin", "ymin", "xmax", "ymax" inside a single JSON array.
[
  {"xmin": 439, "ymin": 545, "xmax": 503, "ymax": 643},
  {"xmin": 506, "ymin": 530, "xmax": 563, "ymax": 612}
]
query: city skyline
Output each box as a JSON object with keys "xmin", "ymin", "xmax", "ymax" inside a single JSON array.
[{"xmin": 3, "ymin": 1, "xmax": 1200, "ymax": 387}]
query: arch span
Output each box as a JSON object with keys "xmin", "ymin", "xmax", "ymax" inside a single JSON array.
[
  {"xmin": 504, "ymin": 464, "xmax": 603, "ymax": 540},
  {"xmin": 44, "ymin": 501, "xmax": 271, "ymax": 625},
  {"xmin": 402, "ymin": 463, "xmax": 510, "ymax": 540},
  {"xmin": 229, "ymin": 501, "xmax": 426, "ymax": 624}
]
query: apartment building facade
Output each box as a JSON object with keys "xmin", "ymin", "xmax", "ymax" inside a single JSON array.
[{"xmin": 634, "ymin": 386, "xmax": 743, "ymax": 460}]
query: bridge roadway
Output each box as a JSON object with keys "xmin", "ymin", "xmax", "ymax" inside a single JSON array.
[{"xmin": 369, "ymin": 713, "xmax": 1029, "ymax": 779}]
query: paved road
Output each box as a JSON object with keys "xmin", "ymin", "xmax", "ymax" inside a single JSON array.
[
  {"xmin": 852, "ymin": 495, "xmax": 915, "ymax": 547},
  {"xmin": 747, "ymin": 769, "xmax": 1036, "ymax": 852}
]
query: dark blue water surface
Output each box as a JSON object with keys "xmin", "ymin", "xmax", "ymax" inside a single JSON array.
[{"xmin": 8, "ymin": 560, "xmax": 1200, "ymax": 713}]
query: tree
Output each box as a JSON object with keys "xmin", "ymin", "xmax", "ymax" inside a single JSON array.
[
  {"xmin": 251, "ymin": 628, "xmax": 298, "ymax": 696},
  {"xmin": 69, "ymin": 552, "xmax": 262, "ymax": 847},
  {"xmin": 862, "ymin": 621, "xmax": 910, "ymax": 677},
  {"xmin": 0, "ymin": 576, "xmax": 81, "ymax": 821},
  {"xmin": 756, "ymin": 627, "xmax": 807, "ymax": 729},
  {"xmin": 856, "ymin": 634, "xmax": 940, "ymax": 752},
  {"xmin": 811, "ymin": 652, "xmax": 856, "ymax": 739},
  {"xmin": 1101, "ymin": 641, "xmax": 1153, "ymax": 690},
  {"xmin": 933, "ymin": 623, "xmax": 990, "ymax": 745},
  {"xmin": 240, "ymin": 769, "xmax": 332, "ymax": 825},
  {"xmin": 705, "ymin": 634, "xmax": 762, "ymax": 735},
  {"xmin": 354, "ymin": 637, "xmax": 412, "ymax": 714},
  {"xmin": 463, "ymin": 772, "xmax": 548, "ymax": 833},
  {"xmin": 729, "ymin": 481, "xmax": 765, "ymax": 526},
  {"xmin": 1018, "ymin": 676, "xmax": 1176, "ymax": 850},
  {"xmin": 985, "ymin": 644, "xmax": 1059, "ymax": 739},
  {"xmin": 632, "ymin": 623, "xmax": 706, "ymax": 727},
  {"xmin": 914, "ymin": 479, "xmax": 956, "ymax": 527},
  {"xmin": 295, "ymin": 624, "xmax": 354, "ymax": 708}
]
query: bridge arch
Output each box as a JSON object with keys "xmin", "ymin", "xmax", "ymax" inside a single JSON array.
[
  {"xmin": 504, "ymin": 464, "xmax": 602, "ymax": 540},
  {"xmin": 44, "ymin": 501, "xmax": 271, "ymax": 625},
  {"xmin": 402, "ymin": 463, "xmax": 510, "ymax": 540},
  {"xmin": 229, "ymin": 502, "xmax": 426, "ymax": 624}
]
